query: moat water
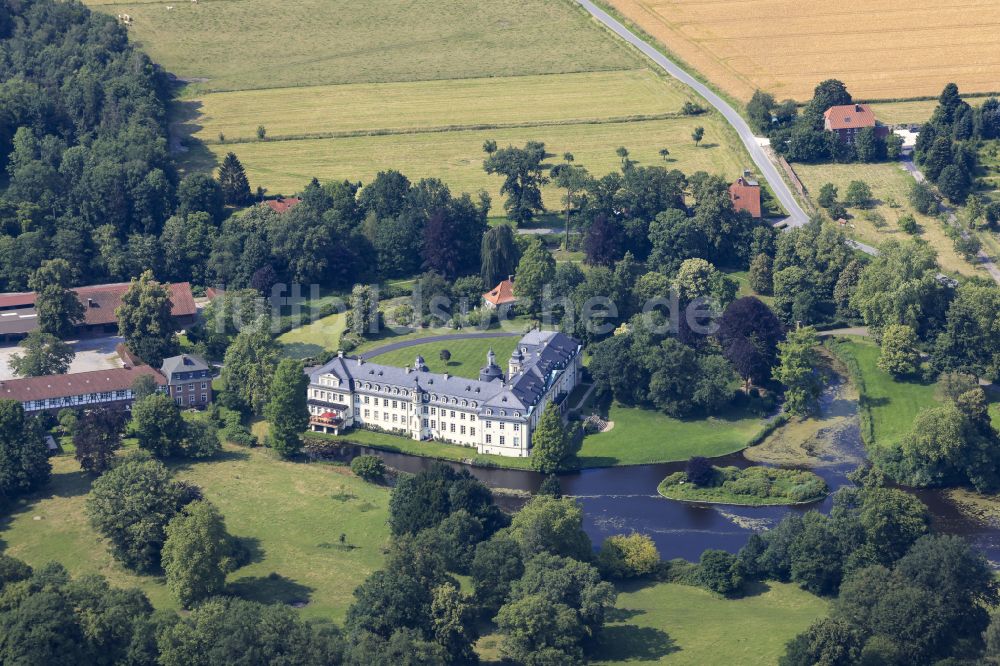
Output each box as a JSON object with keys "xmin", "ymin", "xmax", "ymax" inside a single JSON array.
[{"xmin": 329, "ymin": 373, "xmax": 1000, "ymax": 563}]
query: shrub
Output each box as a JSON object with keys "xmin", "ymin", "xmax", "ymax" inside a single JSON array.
[
  {"xmin": 598, "ymin": 533, "xmax": 661, "ymax": 579},
  {"xmin": 725, "ymin": 468, "xmax": 772, "ymax": 497},
  {"xmin": 350, "ymin": 455, "xmax": 386, "ymax": 482},
  {"xmin": 898, "ymin": 213, "xmax": 919, "ymax": 234},
  {"xmin": 864, "ymin": 210, "xmax": 887, "ymax": 229}
]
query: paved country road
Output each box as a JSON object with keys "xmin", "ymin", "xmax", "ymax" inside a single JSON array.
[{"xmin": 575, "ymin": 0, "xmax": 810, "ymax": 228}]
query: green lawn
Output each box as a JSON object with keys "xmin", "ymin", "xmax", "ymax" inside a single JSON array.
[
  {"xmin": 370, "ymin": 337, "xmax": 520, "ymax": 380},
  {"xmin": 590, "ymin": 581, "xmax": 828, "ymax": 665},
  {"xmin": 307, "ymin": 429, "xmax": 535, "ymax": 471},
  {"xmin": 277, "ymin": 311, "xmax": 347, "ymax": 359},
  {"xmin": 0, "ymin": 446, "xmax": 390, "ymax": 622},
  {"xmin": 315, "ymin": 395, "xmax": 766, "ymax": 470},
  {"xmin": 579, "ymin": 403, "xmax": 767, "ymax": 466},
  {"xmin": 827, "ymin": 338, "xmax": 938, "ymax": 451}
]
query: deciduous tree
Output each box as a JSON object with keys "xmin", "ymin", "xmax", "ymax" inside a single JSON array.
[
  {"xmin": 0, "ymin": 400, "xmax": 50, "ymax": 499},
  {"xmin": 73, "ymin": 408, "xmax": 124, "ymax": 475},
  {"xmin": 162, "ymin": 500, "xmax": 233, "ymax": 608},
  {"xmin": 116, "ymin": 270, "xmax": 179, "ymax": 367},
  {"xmin": 28, "ymin": 259, "xmax": 83, "ymax": 339},
  {"xmin": 8, "ymin": 330, "xmax": 74, "ymax": 377},
  {"xmin": 264, "ymin": 358, "xmax": 309, "ymax": 457}
]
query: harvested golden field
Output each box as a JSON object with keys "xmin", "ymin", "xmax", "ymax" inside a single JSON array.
[
  {"xmin": 607, "ymin": 0, "xmax": 1000, "ymax": 101},
  {"xmin": 794, "ymin": 162, "xmax": 979, "ymax": 277},
  {"xmin": 196, "ymin": 115, "xmax": 751, "ymax": 204},
  {"xmin": 184, "ymin": 70, "xmax": 691, "ymax": 144}
]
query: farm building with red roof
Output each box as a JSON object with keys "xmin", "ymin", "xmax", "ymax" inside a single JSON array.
[
  {"xmin": 0, "ymin": 281, "xmax": 197, "ymax": 341},
  {"xmin": 729, "ymin": 175, "xmax": 762, "ymax": 218},
  {"xmin": 823, "ymin": 103, "xmax": 889, "ymax": 144}
]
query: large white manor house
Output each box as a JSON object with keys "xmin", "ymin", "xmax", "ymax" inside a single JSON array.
[{"xmin": 307, "ymin": 330, "xmax": 582, "ymax": 457}]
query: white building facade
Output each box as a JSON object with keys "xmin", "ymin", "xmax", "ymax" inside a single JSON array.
[{"xmin": 307, "ymin": 330, "xmax": 582, "ymax": 457}]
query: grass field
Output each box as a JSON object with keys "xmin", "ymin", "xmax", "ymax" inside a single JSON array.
[
  {"xmin": 794, "ymin": 161, "xmax": 979, "ymax": 277},
  {"xmin": 0, "ymin": 447, "xmax": 390, "ymax": 622},
  {"xmin": 88, "ymin": 0, "xmax": 639, "ymax": 93},
  {"xmin": 869, "ymin": 100, "xmax": 940, "ymax": 125},
  {"xmin": 184, "ymin": 70, "xmax": 689, "ymax": 144},
  {"xmin": 85, "ymin": 0, "xmax": 760, "ymax": 206},
  {"xmin": 277, "ymin": 312, "xmax": 348, "ymax": 359},
  {"xmin": 607, "ymin": 0, "xmax": 1000, "ymax": 102},
  {"xmin": 194, "ymin": 115, "xmax": 750, "ymax": 204},
  {"xmin": 370, "ymin": 337, "xmax": 520, "ymax": 380},
  {"xmin": 579, "ymin": 402, "xmax": 767, "ymax": 466},
  {"xmin": 828, "ymin": 339, "xmax": 938, "ymax": 450},
  {"xmin": 589, "ymin": 580, "xmax": 828, "ymax": 665}
]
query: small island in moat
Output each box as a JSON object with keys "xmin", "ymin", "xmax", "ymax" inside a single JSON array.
[{"xmin": 658, "ymin": 458, "xmax": 828, "ymax": 506}]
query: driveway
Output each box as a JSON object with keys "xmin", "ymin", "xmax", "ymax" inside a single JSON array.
[
  {"xmin": 0, "ymin": 335, "xmax": 124, "ymax": 380},
  {"xmin": 574, "ymin": 0, "xmax": 809, "ymax": 228}
]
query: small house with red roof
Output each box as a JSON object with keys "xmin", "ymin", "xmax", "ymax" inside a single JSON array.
[
  {"xmin": 823, "ymin": 103, "xmax": 889, "ymax": 145},
  {"xmin": 729, "ymin": 172, "xmax": 762, "ymax": 218},
  {"xmin": 483, "ymin": 277, "xmax": 517, "ymax": 310},
  {"xmin": 264, "ymin": 197, "xmax": 301, "ymax": 214}
]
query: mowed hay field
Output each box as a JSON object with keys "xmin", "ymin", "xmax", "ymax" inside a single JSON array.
[
  {"xmin": 794, "ymin": 162, "xmax": 981, "ymax": 277},
  {"xmin": 184, "ymin": 70, "xmax": 688, "ymax": 143},
  {"xmin": 607, "ymin": 0, "xmax": 1000, "ymax": 101},
  {"xmin": 86, "ymin": 0, "xmax": 639, "ymax": 93},
  {"xmin": 84, "ymin": 0, "xmax": 761, "ymax": 203}
]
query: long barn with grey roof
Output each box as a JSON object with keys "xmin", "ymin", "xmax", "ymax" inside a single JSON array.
[{"xmin": 307, "ymin": 330, "xmax": 582, "ymax": 457}]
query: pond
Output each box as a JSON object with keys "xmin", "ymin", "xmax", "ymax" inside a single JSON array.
[{"xmin": 329, "ymin": 370, "xmax": 1000, "ymax": 563}]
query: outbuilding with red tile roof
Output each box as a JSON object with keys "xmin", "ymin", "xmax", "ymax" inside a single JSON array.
[
  {"xmin": 483, "ymin": 278, "xmax": 517, "ymax": 309},
  {"xmin": 0, "ymin": 364, "xmax": 166, "ymax": 413},
  {"xmin": 264, "ymin": 197, "xmax": 302, "ymax": 214},
  {"xmin": 729, "ymin": 176, "xmax": 762, "ymax": 218}
]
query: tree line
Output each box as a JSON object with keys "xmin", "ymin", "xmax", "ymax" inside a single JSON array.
[{"xmin": 749, "ymin": 79, "xmax": 901, "ymax": 163}]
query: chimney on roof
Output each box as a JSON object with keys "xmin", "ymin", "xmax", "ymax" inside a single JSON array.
[
  {"xmin": 87, "ymin": 298, "xmax": 95, "ymax": 307},
  {"xmin": 855, "ymin": 104, "xmax": 862, "ymax": 112},
  {"xmin": 337, "ymin": 350, "xmax": 344, "ymax": 358},
  {"xmin": 357, "ymin": 356, "xmax": 364, "ymax": 366}
]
